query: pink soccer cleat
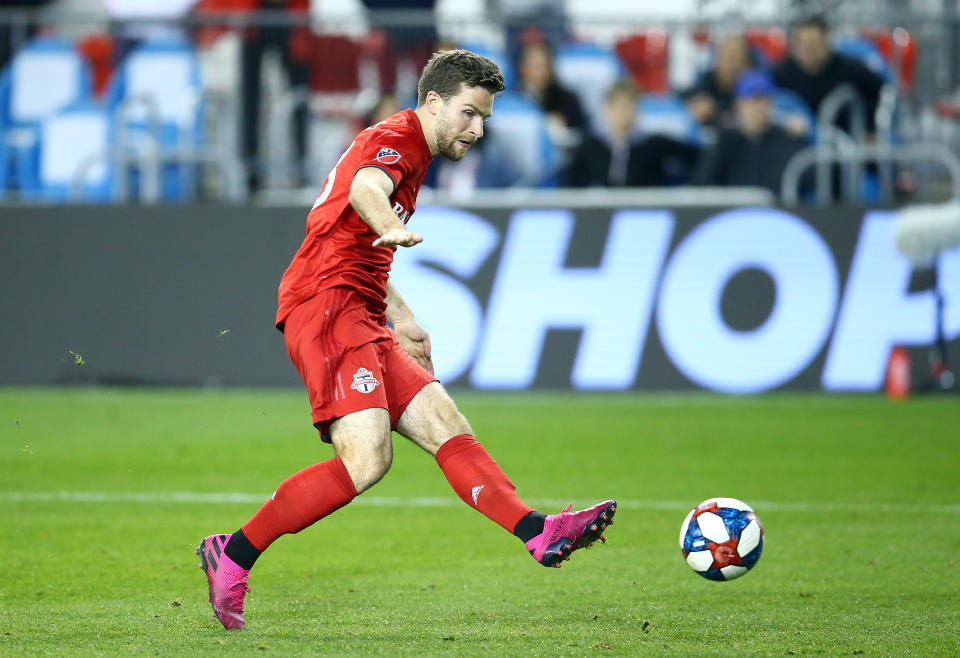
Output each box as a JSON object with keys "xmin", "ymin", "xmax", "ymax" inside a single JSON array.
[
  {"xmin": 196, "ymin": 533, "xmax": 250, "ymax": 630},
  {"xmin": 525, "ymin": 500, "xmax": 617, "ymax": 568}
]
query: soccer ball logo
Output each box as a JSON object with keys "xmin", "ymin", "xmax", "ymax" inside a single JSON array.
[{"xmin": 679, "ymin": 497, "xmax": 763, "ymax": 581}]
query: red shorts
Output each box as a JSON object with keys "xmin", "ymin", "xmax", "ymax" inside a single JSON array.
[{"xmin": 282, "ymin": 286, "xmax": 437, "ymax": 443}]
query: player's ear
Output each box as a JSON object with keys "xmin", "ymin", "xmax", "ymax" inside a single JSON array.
[{"xmin": 425, "ymin": 90, "xmax": 443, "ymax": 116}]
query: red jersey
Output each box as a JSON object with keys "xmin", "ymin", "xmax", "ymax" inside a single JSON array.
[{"xmin": 276, "ymin": 109, "xmax": 433, "ymax": 329}]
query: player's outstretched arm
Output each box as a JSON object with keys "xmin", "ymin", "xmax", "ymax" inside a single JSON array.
[
  {"xmin": 385, "ymin": 281, "xmax": 434, "ymax": 374},
  {"xmin": 349, "ymin": 167, "xmax": 423, "ymax": 248}
]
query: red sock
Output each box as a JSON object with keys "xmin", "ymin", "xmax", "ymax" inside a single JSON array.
[
  {"xmin": 435, "ymin": 434, "xmax": 534, "ymax": 533},
  {"xmin": 242, "ymin": 456, "xmax": 357, "ymax": 551}
]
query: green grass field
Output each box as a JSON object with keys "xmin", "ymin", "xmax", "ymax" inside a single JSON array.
[{"xmin": 2, "ymin": 388, "xmax": 958, "ymax": 656}]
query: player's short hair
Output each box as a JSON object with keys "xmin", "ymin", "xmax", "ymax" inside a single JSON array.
[{"xmin": 417, "ymin": 49, "xmax": 505, "ymax": 106}]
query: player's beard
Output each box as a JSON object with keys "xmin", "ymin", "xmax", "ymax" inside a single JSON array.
[{"xmin": 434, "ymin": 114, "xmax": 470, "ymax": 161}]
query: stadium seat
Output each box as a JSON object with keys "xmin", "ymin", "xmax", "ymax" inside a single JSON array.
[
  {"xmin": 0, "ymin": 129, "xmax": 10, "ymax": 195},
  {"xmin": 833, "ymin": 34, "xmax": 902, "ymax": 147},
  {"xmin": 20, "ymin": 101, "xmax": 113, "ymax": 202},
  {"xmin": 860, "ymin": 27, "xmax": 917, "ymax": 91},
  {"xmin": 772, "ymin": 88, "xmax": 816, "ymax": 143},
  {"xmin": 76, "ymin": 34, "xmax": 116, "ymax": 98},
  {"xmin": 553, "ymin": 41, "xmax": 627, "ymax": 134},
  {"xmin": 834, "ymin": 36, "xmax": 895, "ymax": 85},
  {"xmin": 637, "ymin": 93, "xmax": 700, "ymax": 143},
  {"xmin": 0, "ymin": 36, "xmax": 92, "ymax": 193},
  {"xmin": 107, "ymin": 38, "xmax": 204, "ymax": 201},
  {"xmin": 614, "ymin": 29, "xmax": 669, "ymax": 94},
  {"xmin": 483, "ymin": 92, "xmax": 557, "ymax": 187},
  {"xmin": 745, "ymin": 27, "xmax": 787, "ymax": 66}
]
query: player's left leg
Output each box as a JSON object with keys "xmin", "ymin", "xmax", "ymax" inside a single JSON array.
[
  {"xmin": 396, "ymin": 381, "xmax": 535, "ymax": 532},
  {"xmin": 199, "ymin": 292, "xmax": 389, "ymax": 629},
  {"xmin": 395, "ymin": 381, "xmax": 617, "ymax": 568},
  {"xmin": 198, "ymin": 408, "xmax": 390, "ymax": 630}
]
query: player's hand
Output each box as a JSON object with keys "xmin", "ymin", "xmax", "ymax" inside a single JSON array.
[
  {"xmin": 393, "ymin": 319, "xmax": 434, "ymax": 374},
  {"xmin": 373, "ymin": 228, "xmax": 423, "ymax": 248}
]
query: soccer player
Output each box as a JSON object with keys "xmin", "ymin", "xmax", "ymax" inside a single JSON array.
[{"xmin": 197, "ymin": 49, "xmax": 616, "ymax": 631}]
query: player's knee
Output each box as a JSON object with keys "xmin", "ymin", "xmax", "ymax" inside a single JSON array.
[
  {"xmin": 427, "ymin": 398, "xmax": 472, "ymax": 449},
  {"xmin": 338, "ymin": 436, "xmax": 392, "ymax": 493},
  {"xmin": 361, "ymin": 449, "xmax": 392, "ymax": 491}
]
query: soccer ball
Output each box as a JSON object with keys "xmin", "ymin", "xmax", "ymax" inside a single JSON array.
[{"xmin": 679, "ymin": 497, "xmax": 763, "ymax": 581}]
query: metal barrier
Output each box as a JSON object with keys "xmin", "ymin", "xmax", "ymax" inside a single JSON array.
[
  {"xmin": 782, "ymin": 81, "xmax": 957, "ymax": 206},
  {"xmin": 814, "ymin": 84, "xmax": 868, "ymax": 204},
  {"xmin": 68, "ymin": 91, "xmax": 244, "ymax": 203},
  {"xmin": 70, "ymin": 146, "xmax": 245, "ymax": 203},
  {"xmin": 257, "ymin": 185, "xmax": 776, "ymax": 208},
  {"xmin": 780, "ymin": 142, "xmax": 960, "ymax": 206}
]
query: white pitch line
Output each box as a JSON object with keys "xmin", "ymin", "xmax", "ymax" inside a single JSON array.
[{"xmin": 2, "ymin": 491, "xmax": 958, "ymax": 514}]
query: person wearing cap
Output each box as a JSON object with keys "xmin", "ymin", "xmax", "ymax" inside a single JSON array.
[{"xmin": 694, "ymin": 69, "xmax": 810, "ymax": 197}]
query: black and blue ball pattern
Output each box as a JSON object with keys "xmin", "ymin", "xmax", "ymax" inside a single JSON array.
[{"xmin": 679, "ymin": 497, "xmax": 763, "ymax": 581}]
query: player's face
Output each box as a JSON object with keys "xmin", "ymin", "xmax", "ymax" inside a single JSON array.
[{"xmin": 434, "ymin": 84, "xmax": 493, "ymax": 161}]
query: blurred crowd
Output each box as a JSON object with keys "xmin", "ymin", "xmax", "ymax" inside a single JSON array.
[{"xmin": 0, "ymin": 0, "xmax": 952, "ymax": 203}]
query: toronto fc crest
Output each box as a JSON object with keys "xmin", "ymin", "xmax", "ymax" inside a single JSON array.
[{"xmin": 350, "ymin": 367, "xmax": 380, "ymax": 394}]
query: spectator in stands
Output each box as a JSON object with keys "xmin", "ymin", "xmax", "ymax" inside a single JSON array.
[
  {"xmin": 238, "ymin": 0, "xmax": 311, "ymax": 191},
  {"xmin": 363, "ymin": 92, "xmax": 400, "ymax": 128},
  {"xmin": 683, "ymin": 34, "xmax": 754, "ymax": 131},
  {"xmin": 360, "ymin": 0, "xmax": 437, "ymax": 104},
  {"xmin": 694, "ymin": 70, "xmax": 809, "ymax": 197},
  {"xmin": 490, "ymin": 0, "xmax": 568, "ymax": 66},
  {"xmin": 773, "ymin": 15, "xmax": 885, "ymax": 137},
  {"xmin": 517, "ymin": 40, "xmax": 588, "ymax": 142},
  {"xmin": 562, "ymin": 79, "xmax": 700, "ymax": 188}
]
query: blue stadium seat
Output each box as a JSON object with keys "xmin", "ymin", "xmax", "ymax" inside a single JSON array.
[
  {"xmin": 771, "ymin": 88, "xmax": 816, "ymax": 143},
  {"xmin": 554, "ymin": 41, "xmax": 627, "ymax": 134},
  {"xmin": 637, "ymin": 93, "xmax": 701, "ymax": 143},
  {"xmin": 0, "ymin": 36, "xmax": 92, "ymax": 194},
  {"xmin": 0, "ymin": 125, "xmax": 9, "ymax": 195},
  {"xmin": 106, "ymin": 38, "xmax": 204, "ymax": 201},
  {"xmin": 833, "ymin": 36, "xmax": 895, "ymax": 84},
  {"xmin": 483, "ymin": 92, "xmax": 557, "ymax": 188},
  {"xmin": 20, "ymin": 101, "xmax": 113, "ymax": 202},
  {"xmin": 833, "ymin": 36, "xmax": 901, "ymax": 142}
]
